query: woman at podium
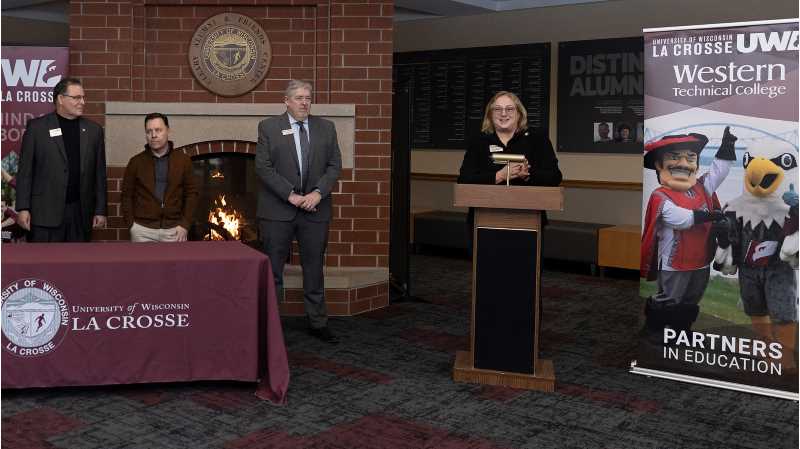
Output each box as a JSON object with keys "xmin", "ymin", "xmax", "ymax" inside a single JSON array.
[
  {"xmin": 458, "ymin": 91, "xmax": 561, "ymax": 187},
  {"xmin": 458, "ymin": 91, "xmax": 562, "ymax": 248}
]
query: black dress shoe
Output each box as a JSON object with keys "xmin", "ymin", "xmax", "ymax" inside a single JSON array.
[{"xmin": 309, "ymin": 326, "xmax": 339, "ymax": 344}]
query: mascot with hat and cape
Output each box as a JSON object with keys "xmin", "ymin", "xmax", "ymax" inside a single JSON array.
[{"xmin": 640, "ymin": 127, "xmax": 737, "ymax": 341}]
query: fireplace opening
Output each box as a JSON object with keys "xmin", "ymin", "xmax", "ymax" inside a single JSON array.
[{"xmin": 190, "ymin": 152, "xmax": 258, "ymax": 246}]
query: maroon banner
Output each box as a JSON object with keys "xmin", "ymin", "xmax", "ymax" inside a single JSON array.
[{"xmin": 1, "ymin": 47, "xmax": 68, "ymax": 242}]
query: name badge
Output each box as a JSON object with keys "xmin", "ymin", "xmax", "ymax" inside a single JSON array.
[
  {"xmin": 281, "ymin": 129, "xmax": 294, "ymax": 136},
  {"xmin": 489, "ymin": 145, "xmax": 503, "ymax": 153},
  {"xmin": 49, "ymin": 128, "xmax": 62, "ymax": 137}
]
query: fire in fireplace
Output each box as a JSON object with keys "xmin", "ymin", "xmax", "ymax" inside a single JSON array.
[
  {"xmin": 190, "ymin": 153, "xmax": 258, "ymax": 245},
  {"xmin": 206, "ymin": 195, "xmax": 243, "ymax": 240}
]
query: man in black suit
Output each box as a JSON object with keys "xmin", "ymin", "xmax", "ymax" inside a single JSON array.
[
  {"xmin": 256, "ymin": 80, "xmax": 342, "ymax": 343},
  {"xmin": 16, "ymin": 77, "xmax": 107, "ymax": 242}
]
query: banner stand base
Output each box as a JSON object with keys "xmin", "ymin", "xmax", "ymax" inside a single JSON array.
[{"xmin": 630, "ymin": 360, "xmax": 799, "ymax": 401}]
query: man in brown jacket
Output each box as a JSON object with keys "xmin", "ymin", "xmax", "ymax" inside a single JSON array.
[{"xmin": 121, "ymin": 113, "xmax": 199, "ymax": 242}]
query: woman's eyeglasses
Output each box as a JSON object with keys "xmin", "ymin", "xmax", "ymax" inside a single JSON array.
[{"xmin": 492, "ymin": 106, "xmax": 516, "ymax": 115}]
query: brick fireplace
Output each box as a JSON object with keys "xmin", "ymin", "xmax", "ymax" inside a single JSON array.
[{"xmin": 72, "ymin": 0, "xmax": 393, "ymax": 315}]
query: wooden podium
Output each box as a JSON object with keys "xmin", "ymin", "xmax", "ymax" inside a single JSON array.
[{"xmin": 452, "ymin": 184, "xmax": 564, "ymax": 391}]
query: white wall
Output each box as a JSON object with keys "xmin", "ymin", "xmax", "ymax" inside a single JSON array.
[{"xmin": 396, "ymin": 0, "xmax": 798, "ymax": 225}]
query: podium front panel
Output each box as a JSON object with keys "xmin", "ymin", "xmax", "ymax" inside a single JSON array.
[{"xmin": 474, "ymin": 227, "xmax": 537, "ymax": 374}]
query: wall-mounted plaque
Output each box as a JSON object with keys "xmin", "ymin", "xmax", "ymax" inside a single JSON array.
[
  {"xmin": 394, "ymin": 43, "xmax": 550, "ymax": 150},
  {"xmin": 189, "ymin": 13, "xmax": 272, "ymax": 97}
]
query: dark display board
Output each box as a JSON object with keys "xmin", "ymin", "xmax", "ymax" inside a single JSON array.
[
  {"xmin": 394, "ymin": 43, "xmax": 550, "ymax": 149},
  {"xmin": 557, "ymin": 37, "xmax": 644, "ymax": 154}
]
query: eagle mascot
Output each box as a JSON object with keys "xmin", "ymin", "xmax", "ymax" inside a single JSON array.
[{"xmin": 715, "ymin": 137, "xmax": 798, "ymax": 372}]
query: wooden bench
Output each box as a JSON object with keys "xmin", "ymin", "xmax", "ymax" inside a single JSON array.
[
  {"xmin": 412, "ymin": 210, "xmax": 469, "ymax": 251},
  {"xmin": 597, "ymin": 224, "xmax": 641, "ymax": 272},
  {"xmin": 542, "ymin": 220, "xmax": 612, "ymax": 274}
]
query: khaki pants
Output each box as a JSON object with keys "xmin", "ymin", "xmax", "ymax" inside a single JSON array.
[{"xmin": 130, "ymin": 222, "xmax": 181, "ymax": 242}]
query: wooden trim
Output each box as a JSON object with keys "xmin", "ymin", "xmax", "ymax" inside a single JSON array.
[
  {"xmin": 411, "ymin": 172, "xmax": 457, "ymax": 182},
  {"xmin": 561, "ymin": 179, "xmax": 642, "ymax": 191},
  {"xmin": 410, "ymin": 172, "xmax": 642, "ymax": 191}
]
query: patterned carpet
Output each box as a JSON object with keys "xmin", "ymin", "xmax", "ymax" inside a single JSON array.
[{"xmin": 2, "ymin": 254, "xmax": 798, "ymax": 449}]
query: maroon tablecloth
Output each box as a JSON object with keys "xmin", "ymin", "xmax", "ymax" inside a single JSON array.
[{"xmin": 1, "ymin": 241, "xmax": 289, "ymax": 404}]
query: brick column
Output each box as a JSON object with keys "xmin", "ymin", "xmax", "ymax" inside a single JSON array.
[{"xmin": 70, "ymin": 0, "xmax": 393, "ymax": 298}]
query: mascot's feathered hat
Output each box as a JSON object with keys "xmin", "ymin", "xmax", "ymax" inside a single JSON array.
[{"xmin": 644, "ymin": 133, "xmax": 709, "ymax": 169}]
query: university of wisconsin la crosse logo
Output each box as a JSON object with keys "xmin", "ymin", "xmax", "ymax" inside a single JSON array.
[
  {"xmin": 1, "ymin": 278, "xmax": 69, "ymax": 357},
  {"xmin": 189, "ymin": 13, "xmax": 272, "ymax": 97},
  {"xmin": 205, "ymin": 28, "xmax": 255, "ymax": 80}
]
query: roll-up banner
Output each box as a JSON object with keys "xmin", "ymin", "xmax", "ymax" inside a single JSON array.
[
  {"xmin": 1, "ymin": 47, "xmax": 68, "ymax": 242},
  {"xmin": 635, "ymin": 19, "xmax": 799, "ymax": 400}
]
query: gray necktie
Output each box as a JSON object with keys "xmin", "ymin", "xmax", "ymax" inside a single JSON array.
[{"xmin": 298, "ymin": 121, "xmax": 310, "ymax": 191}]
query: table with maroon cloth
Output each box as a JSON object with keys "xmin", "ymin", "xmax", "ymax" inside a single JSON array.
[{"xmin": 1, "ymin": 241, "xmax": 289, "ymax": 404}]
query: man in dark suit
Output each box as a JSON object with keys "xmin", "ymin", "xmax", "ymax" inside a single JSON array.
[
  {"xmin": 16, "ymin": 77, "xmax": 107, "ymax": 242},
  {"xmin": 256, "ymin": 80, "xmax": 342, "ymax": 343}
]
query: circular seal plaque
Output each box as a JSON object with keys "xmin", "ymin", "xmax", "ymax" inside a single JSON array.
[{"xmin": 189, "ymin": 13, "xmax": 272, "ymax": 97}]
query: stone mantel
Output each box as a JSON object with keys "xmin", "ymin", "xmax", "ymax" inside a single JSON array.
[
  {"xmin": 104, "ymin": 102, "xmax": 356, "ymax": 167},
  {"xmin": 105, "ymin": 102, "xmax": 356, "ymax": 116}
]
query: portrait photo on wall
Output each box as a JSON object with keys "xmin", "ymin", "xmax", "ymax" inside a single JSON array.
[
  {"xmin": 557, "ymin": 36, "xmax": 644, "ymax": 154},
  {"xmin": 615, "ymin": 122, "xmax": 634, "ymax": 142},
  {"xmin": 593, "ymin": 122, "xmax": 613, "ymax": 142}
]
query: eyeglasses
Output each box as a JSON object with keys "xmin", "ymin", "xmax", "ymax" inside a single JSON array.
[
  {"xmin": 491, "ymin": 106, "xmax": 516, "ymax": 115},
  {"xmin": 60, "ymin": 94, "xmax": 86, "ymax": 102},
  {"xmin": 666, "ymin": 152, "xmax": 697, "ymax": 163}
]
